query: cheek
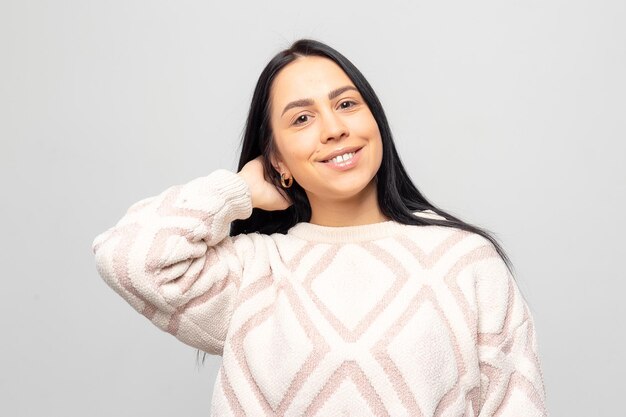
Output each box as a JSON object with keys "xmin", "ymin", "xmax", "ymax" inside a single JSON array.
[
  {"xmin": 281, "ymin": 139, "xmax": 318, "ymax": 172},
  {"xmin": 287, "ymin": 141, "xmax": 312, "ymax": 159},
  {"xmin": 364, "ymin": 120, "xmax": 384, "ymax": 163},
  {"xmin": 352, "ymin": 111, "xmax": 379, "ymax": 135}
]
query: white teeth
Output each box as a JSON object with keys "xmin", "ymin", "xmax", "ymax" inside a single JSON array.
[{"xmin": 327, "ymin": 152, "xmax": 355, "ymax": 164}]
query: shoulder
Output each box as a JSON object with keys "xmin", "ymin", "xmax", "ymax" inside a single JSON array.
[
  {"xmin": 410, "ymin": 209, "xmax": 448, "ymax": 221},
  {"xmin": 402, "ymin": 211, "xmax": 505, "ymax": 266},
  {"xmin": 404, "ymin": 209, "xmax": 466, "ymax": 241}
]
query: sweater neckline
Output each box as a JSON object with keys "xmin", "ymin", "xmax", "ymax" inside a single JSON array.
[{"xmin": 286, "ymin": 210, "xmax": 438, "ymax": 243}]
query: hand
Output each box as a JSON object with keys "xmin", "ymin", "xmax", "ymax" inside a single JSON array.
[{"xmin": 237, "ymin": 155, "xmax": 294, "ymax": 211}]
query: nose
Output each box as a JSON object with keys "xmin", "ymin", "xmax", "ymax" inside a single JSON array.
[{"xmin": 320, "ymin": 109, "xmax": 349, "ymax": 143}]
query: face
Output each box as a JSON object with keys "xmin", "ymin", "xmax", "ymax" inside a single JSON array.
[{"xmin": 268, "ymin": 55, "xmax": 383, "ymax": 203}]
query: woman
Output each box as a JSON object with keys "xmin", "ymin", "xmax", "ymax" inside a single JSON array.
[{"xmin": 92, "ymin": 38, "xmax": 547, "ymax": 416}]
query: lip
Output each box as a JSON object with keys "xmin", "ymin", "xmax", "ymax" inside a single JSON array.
[
  {"xmin": 318, "ymin": 145, "xmax": 364, "ymax": 162},
  {"xmin": 319, "ymin": 147, "xmax": 363, "ymax": 171}
]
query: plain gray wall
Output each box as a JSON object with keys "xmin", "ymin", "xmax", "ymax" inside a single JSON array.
[{"xmin": 1, "ymin": 0, "xmax": 624, "ymax": 416}]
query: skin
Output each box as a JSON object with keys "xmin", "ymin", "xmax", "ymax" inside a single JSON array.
[{"xmin": 238, "ymin": 55, "xmax": 389, "ymax": 227}]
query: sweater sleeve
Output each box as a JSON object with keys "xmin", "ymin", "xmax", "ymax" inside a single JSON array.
[
  {"xmin": 475, "ymin": 244, "xmax": 548, "ymax": 416},
  {"xmin": 91, "ymin": 169, "xmax": 256, "ymax": 356}
]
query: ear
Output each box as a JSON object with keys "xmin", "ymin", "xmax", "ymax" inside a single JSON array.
[{"xmin": 269, "ymin": 153, "xmax": 290, "ymax": 176}]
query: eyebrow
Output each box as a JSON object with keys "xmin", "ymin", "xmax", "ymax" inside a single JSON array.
[{"xmin": 281, "ymin": 85, "xmax": 359, "ymax": 117}]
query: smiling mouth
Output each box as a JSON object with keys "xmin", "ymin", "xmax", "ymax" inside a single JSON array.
[{"xmin": 319, "ymin": 147, "xmax": 364, "ymax": 164}]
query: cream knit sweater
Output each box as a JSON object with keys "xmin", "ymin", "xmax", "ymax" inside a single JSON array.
[{"xmin": 91, "ymin": 169, "xmax": 547, "ymax": 417}]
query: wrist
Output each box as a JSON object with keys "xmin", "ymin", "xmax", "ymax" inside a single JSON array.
[{"xmin": 236, "ymin": 172, "xmax": 256, "ymax": 208}]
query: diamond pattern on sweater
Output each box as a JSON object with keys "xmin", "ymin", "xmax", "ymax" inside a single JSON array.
[
  {"xmin": 242, "ymin": 290, "xmax": 314, "ymax": 410},
  {"xmin": 385, "ymin": 294, "xmax": 459, "ymax": 417},
  {"xmin": 309, "ymin": 244, "xmax": 397, "ymax": 334}
]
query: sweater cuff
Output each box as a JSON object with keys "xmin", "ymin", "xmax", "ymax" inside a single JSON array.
[{"xmin": 206, "ymin": 168, "xmax": 253, "ymax": 223}]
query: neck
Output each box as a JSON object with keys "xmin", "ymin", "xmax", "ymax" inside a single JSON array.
[{"xmin": 306, "ymin": 179, "xmax": 389, "ymax": 227}]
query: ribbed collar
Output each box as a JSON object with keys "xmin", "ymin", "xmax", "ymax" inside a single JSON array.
[{"xmin": 286, "ymin": 210, "xmax": 439, "ymax": 243}]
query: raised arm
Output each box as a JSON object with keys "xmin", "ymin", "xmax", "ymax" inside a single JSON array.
[
  {"xmin": 91, "ymin": 169, "xmax": 257, "ymax": 355},
  {"xmin": 475, "ymin": 245, "xmax": 548, "ymax": 416}
]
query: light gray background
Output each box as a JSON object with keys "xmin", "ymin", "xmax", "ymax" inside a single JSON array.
[{"xmin": 1, "ymin": 0, "xmax": 624, "ymax": 416}]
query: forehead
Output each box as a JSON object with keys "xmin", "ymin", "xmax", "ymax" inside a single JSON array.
[{"xmin": 271, "ymin": 56, "xmax": 354, "ymax": 103}]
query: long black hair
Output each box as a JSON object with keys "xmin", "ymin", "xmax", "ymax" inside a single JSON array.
[{"xmin": 197, "ymin": 38, "xmax": 516, "ymax": 364}]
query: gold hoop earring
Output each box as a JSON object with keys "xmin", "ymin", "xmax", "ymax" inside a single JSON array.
[{"xmin": 280, "ymin": 172, "xmax": 293, "ymax": 188}]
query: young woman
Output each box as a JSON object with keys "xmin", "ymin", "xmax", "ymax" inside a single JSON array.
[{"xmin": 92, "ymin": 39, "xmax": 547, "ymax": 416}]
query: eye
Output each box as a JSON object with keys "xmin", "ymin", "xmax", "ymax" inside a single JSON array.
[
  {"xmin": 339, "ymin": 100, "xmax": 357, "ymax": 109},
  {"xmin": 293, "ymin": 114, "xmax": 310, "ymax": 126}
]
